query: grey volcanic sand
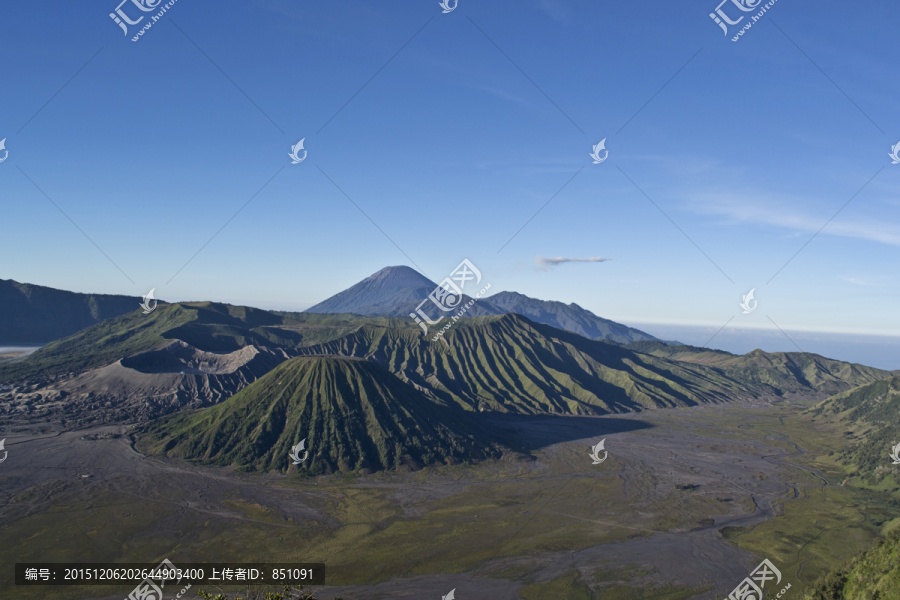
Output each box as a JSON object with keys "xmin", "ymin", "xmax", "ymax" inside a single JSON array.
[
  {"xmin": 312, "ymin": 402, "xmax": 812, "ymax": 599},
  {"xmin": 2, "ymin": 341, "xmax": 295, "ymax": 425},
  {"xmin": 1, "ymin": 398, "xmax": 827, "ymax": 600}
]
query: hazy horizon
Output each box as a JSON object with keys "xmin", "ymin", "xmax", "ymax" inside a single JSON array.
[{"xmin": 9, "ymin": 268, "xmax": 900, "ymax": 370}]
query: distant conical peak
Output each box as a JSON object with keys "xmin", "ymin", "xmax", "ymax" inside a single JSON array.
[
  {"xmin": 304, "ymin": 265, "xmax": 659, "ymax": 344},
  {"xmin": 363, "ymin": 266, "xmax": 431, "ymax": 285},
  {"xmin": 369, "ymin": 265, "xmax": 419, "ymax": 275}
]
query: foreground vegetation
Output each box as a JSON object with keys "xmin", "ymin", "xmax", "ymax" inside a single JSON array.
[
  {"xmin": 806, "ymin": 375, "xmax": 900, "ymax": 487},
  {"xmin": 804, "ymin": 529, "xmax": 900, "ymax": 600}
]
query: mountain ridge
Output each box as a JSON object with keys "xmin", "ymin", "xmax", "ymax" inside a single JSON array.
[
  {"xmin": 0, "ymin": 278, "xmax": 148, "ymax": 345},
  {"xmin": 305, "ymin": 265, "xmax": 659, "ymax": 344},
  {"xmin": 3, "ymin": 303, "xmax": 892, "ymax": 419},
  {"xmin": 806, "ymin": 375, "xmax": 900, "ymax": 486},
  {"xmin": 0, "ymin": 268, "xmax": 660, "ymax": 348},
  {"xmin": 486, "ymin": 290, "xmax": 657, "ymax": 343},
  {"xmin": 305, "ymin": 266, "xmax": 437, "ymax": 315}
]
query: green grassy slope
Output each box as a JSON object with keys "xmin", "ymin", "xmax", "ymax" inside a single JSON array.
[
  {"xmin": 806, "ymin": 375, "xmax": 900, "ymax": 486},
  {"xmin": 0, "ymin": 303, "xmax": 193, "ymax": 382},
  {"xmin": 297, "ymin": 314, "xmax": 770, "ymax": 414},
  {"xmin": 0, "ymin": 302, "xmax": 411, "ymax": 382},
  {"xmin": 4, "ymin": 304, "xmax": 891, "ymax": 421},
  {"xmin": 624, "ymin": 343, "xmax": 890, "ymax": 396},
  {"xmin": 137, "ymin": 355, "xmax": 499, "ymax": 473},
  {"xmin": 486, "ymin": 291, "xmax": 659, "ymax": 343},
  {"xmin": 804, "ymin": 529, "xmax": 900, "ymax": 600},
  {"xmin": 0, "ymin": 278, "xmax": 143, "ymax": 345}
]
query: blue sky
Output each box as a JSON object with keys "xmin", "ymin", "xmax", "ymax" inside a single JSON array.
[{"xmin": 2, "ymin": 1, "xmax": 899, "ymax": 345}]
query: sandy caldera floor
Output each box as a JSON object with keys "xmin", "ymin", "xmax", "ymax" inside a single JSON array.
[{"xmin": 0, "ymin": 395, "xmax": 882, "ymax": 600}]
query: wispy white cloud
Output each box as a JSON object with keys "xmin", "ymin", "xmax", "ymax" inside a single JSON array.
[
  {"xmin": 839, "ymin": 275, "xmax": 898, "ymax": 288},
  {"xmin": 687, "ymin": 193, "xmax": 900, "ymax": 246},
  {"xmin": 535, "ymin": 0, "xmax": 572, "ymax": 23},
  {"xmin": 841, "ymin": 276, "xmax": 875, "ymax": 286},
  {"xmin": 465, "ymin": 83, "xmax": 531, "ymax": 106},
  {"xmin": 536, "ymin": 256, "xmax": 611, "ymax": 269},
  {"xmin": 406, "ymin": 52, "xmax": 533, "ymax": 107}
]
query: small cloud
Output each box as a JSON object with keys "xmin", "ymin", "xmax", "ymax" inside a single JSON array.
[
  {"xmin": 841, "ymin": 276, "xmax": 871, "ymax": 286},
  {"xmin": 839, "ymin": 276, "xmax": 891, "ymax": 288},
  {"xmin": 535, "ymin": 0, "xmax": 571, "ymax": 23},
  {"xmin": 687, "ymin": 193, "xmax": 900, "ymax": 247},
  {"xmin": 536, "ymin": 256, "xmax": 612, "ymax": 270}
]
